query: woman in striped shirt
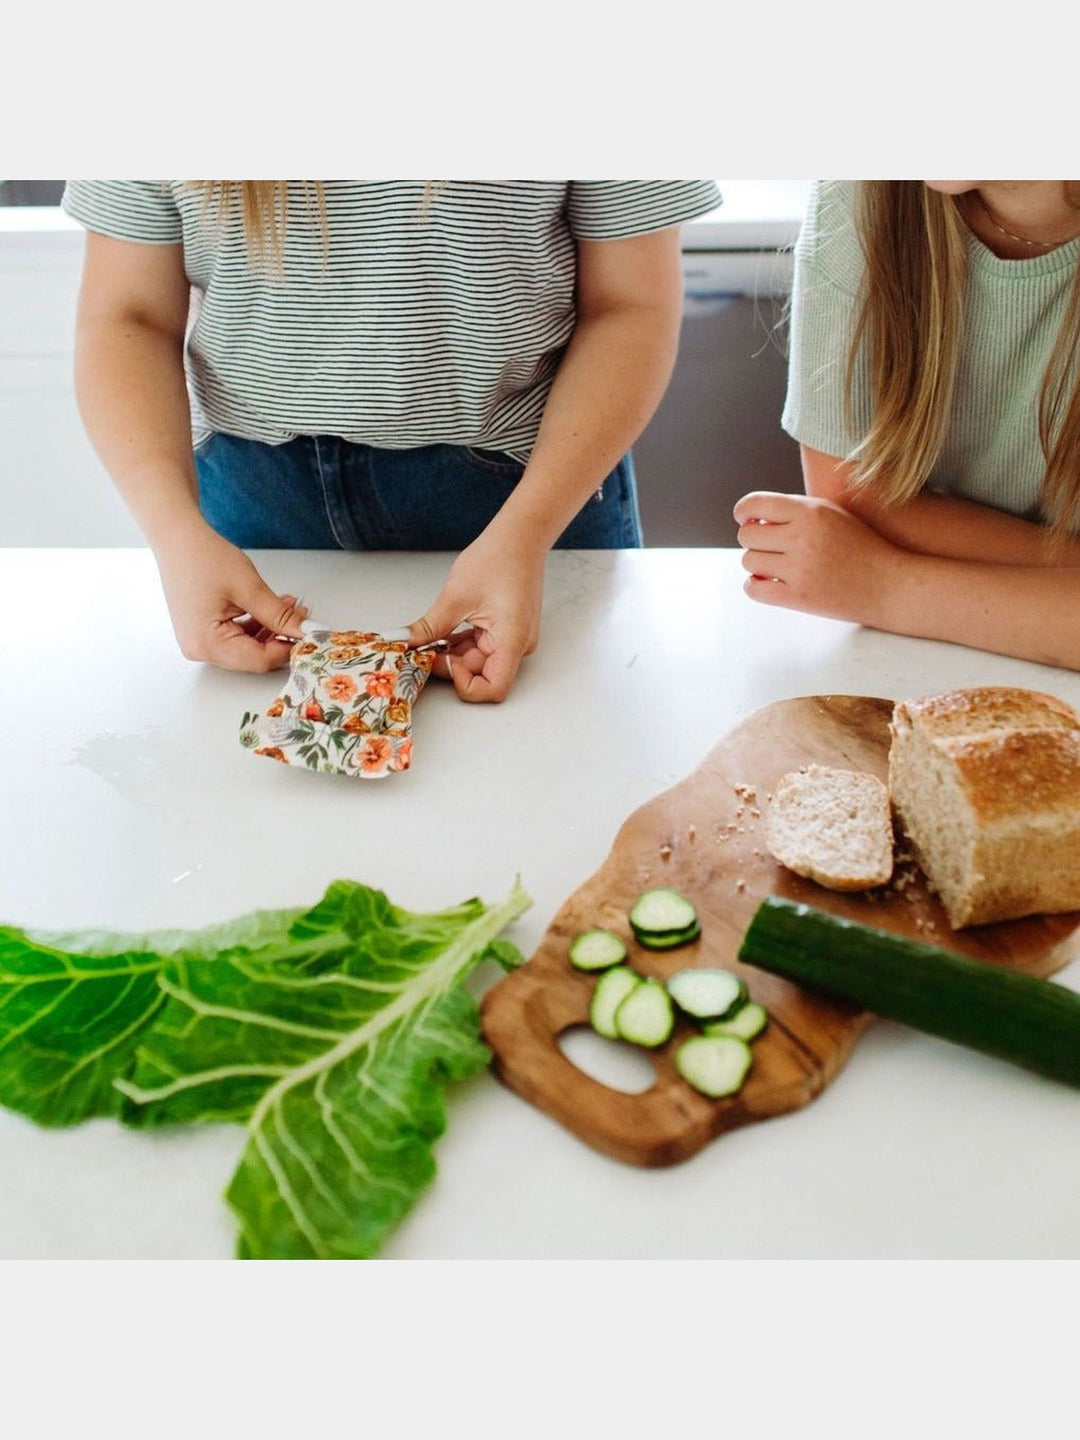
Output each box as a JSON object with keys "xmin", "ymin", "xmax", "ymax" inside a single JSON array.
[
  {"xmin": 63, "ymin": 180, "xmax": 719, "ymax": 700},
  {"xmin": 734, "ymin": 180, "xmax": 1080, "ymax": 671}
]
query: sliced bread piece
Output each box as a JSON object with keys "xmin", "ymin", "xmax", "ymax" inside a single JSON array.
[
  {"xmin": 766, "ymin": 764, "xmax": 894, "ymax": 891},
  {"xmin": 889, "ymin": 686, "xmax": 1080, "ymax": 928}
]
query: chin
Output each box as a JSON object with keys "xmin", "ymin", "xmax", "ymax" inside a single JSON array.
[{"xmin": 923, "ymin": 181, "xmax": 980, "ymax": 195}]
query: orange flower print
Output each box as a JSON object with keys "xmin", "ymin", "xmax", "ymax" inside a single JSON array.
[
  {"xmin": 365, "ymin": 670, "xmax": 396, "ymax": 699},
  {"xmin": 325, "ymin": 674, "xmax": 359, "ymax": 702},
  {"xmin": 243, "ymin": 629, "xmax": 434, "ymax": 780},
  {"xmin": 357, "ymin": 736, "xmax": 394, "ymax": 775}
]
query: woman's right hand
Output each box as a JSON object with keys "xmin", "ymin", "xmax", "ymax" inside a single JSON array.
[{"xmin": 154, "ymin": 520, "xmax": 309, "ymax": 672}]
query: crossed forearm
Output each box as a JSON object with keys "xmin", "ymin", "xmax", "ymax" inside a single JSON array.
[
  {"xmin": 877, "ymin": 549, "xmax": 1080, "ymax": 671},
  {"xmin": 845, "ymin": 486, "xmax": 1080, "ymax": 568}
]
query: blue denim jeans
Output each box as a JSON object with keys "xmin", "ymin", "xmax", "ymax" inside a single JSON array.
[{"xmin": 194, "ymin": 433, "xmax": 643, "ymax": 550}]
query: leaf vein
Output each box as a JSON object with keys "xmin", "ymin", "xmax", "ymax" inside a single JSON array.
[
  {"xmin": 158, "ymin": 974, "xmax": 349, "ymax": 1041},
  {"xmin": 115, "ymin": 1062, "xmax": 290, "ymax": 1103},
  {"xmin": 253, "ymin": 1120, "xmax": 330, "ymax": 1258}
]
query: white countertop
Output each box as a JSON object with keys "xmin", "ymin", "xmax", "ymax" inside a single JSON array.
[{"xmin": 5, "ymin": 546, "xmax": 1080, "ymax": 1260}]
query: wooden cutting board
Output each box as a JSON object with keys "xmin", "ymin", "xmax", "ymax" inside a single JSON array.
[{"xmin": 480, "ymin": 695, "xmax": 1080, "ymax": 1167}]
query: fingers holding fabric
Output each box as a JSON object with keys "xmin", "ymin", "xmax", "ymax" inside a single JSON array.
[
  {"xmin": 447, "ymin": 628, "xmax": 523, "ymax": 703},
  {"xmin": 156, "ymin": 523, "xmax": 310, "ymax": 673},
  {"xmin": 400, "ymin": 534, "xmax": 543, "ymax": 703}
]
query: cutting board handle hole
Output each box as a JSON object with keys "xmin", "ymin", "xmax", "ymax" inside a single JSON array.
[{"xmin": 557, "ymin": 1026, "xmax": 657, "ymax": 1095}]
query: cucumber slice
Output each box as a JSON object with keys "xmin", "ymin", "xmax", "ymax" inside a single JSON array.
[
  {"xmin": 614, "ymin": 979, "xmax": 675, "ymax": 1048},
  {"xmin": 703, "ymin": 1000, "xmax": 769, "ymax": 1041},
  {"xmin": 667, "ymin": 967, "xmax": 747, "ymax": 1020},
  {"xmin": 589, "ymin": 966, "xmax": 643, "ymax": 1039},
  {"xmin": 629, "ymin": 888, "xmax": 699, "ymax": 938},
  {"xmin": 569, "ymin": 928, "xmax": 628, "ymax": 972},
  {"xmin": 635, "ymin": 919, "xmax": 703, "ymax": 952},
  {"xmin": 675, "ymin": 1035, "xmax": 753, "ymax": 1098}
]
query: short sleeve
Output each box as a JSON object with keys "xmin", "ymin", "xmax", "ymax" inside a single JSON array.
[
  {"xmin": 781, "ymin": 180, "xmax": 871, "ymax": 460},
  {"xmin": 566, "ymin": 181, "xmax": 721, "ymax": 240},
  {"xmin": 62, "ymin": 181, "xmax": 183, "ymax": 244}
]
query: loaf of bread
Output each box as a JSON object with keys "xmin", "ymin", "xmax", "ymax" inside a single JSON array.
[
  {"xmin": 889, "ymin": 686, "xmax": 1080, "ymax": 928},
  {"xmin": 766, "ymin": 764, "xmax": 894, "ymax": 891}
]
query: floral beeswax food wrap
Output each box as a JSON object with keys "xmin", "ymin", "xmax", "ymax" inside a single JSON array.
[{"xmin": 239, "ymin": 631, "xmax": 436, "ymax": 779}]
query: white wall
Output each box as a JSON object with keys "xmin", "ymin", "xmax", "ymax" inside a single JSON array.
[{"xmin": 0, "ymin": 212, "xmax": 142, "ymax": 544}]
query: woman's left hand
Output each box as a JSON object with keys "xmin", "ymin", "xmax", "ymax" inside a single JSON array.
[
  {"xmin": 405, "ymin": 529, "xmax": 546, "ymax": 703},
  {"xmin": 733, "ymin": 490, "xmax": 901, "ymax": 625}
]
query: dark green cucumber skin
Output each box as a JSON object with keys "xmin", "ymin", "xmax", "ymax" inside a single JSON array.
[
  {"xmin": 738, "ymin": 897, "xmax": 1080, "ymax": 1089},
  {"xmin": 633, "ymin": 921, "xmax": 702, "ymax": 952}
]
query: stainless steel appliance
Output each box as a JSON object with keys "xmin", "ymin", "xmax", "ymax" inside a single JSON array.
[{"xmin": 633, "ymin": 181, "xmax": 809, "ymax": 546}]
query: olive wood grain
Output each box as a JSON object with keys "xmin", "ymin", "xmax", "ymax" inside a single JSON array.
[{"xmin": 480, "ymin": 695, "xmax": 1080, "ymax": 1167}]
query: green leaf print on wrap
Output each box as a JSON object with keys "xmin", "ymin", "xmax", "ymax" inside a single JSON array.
[
  {"xmin": 115, "ymin": 878, "xmax": 531, "ymax": 1259},
  {"xmin": 0, "ymin": 905, "xmax": 306, "ymax": 1127}
]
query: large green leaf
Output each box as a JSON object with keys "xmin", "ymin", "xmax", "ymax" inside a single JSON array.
[
  {"xmin": 116, "ymin": 878, "xmax": 531, "ymax": 1258},
  {"xmin": 0, "ymin": 880, "xmax": 529, "ymax": 1257},
  {"xmin": 0, "ymin": 906, "xmax": 306, "ymax": 1126}
]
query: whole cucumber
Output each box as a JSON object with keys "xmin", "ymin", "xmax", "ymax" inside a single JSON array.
[{"xmin": 738, "ymin": 896, "xmax": 1080, "ymax": 1089}]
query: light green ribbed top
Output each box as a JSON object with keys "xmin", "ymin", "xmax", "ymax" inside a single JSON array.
[{"xmin": 782, "ymin": 180, "xmax": 1080, "ymax": 522}]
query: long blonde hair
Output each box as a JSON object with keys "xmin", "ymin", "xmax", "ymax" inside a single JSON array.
[
  {"xmin": 846, "ymin": 181, "xmax": 1080, "ymax": 537},
  {"xmin": 188, "ymin": 180, "xmax": 444, "ymax": 269},
  {"xmin": 188, "ymin": 181, "xmax": 326, "ymax": 267}
]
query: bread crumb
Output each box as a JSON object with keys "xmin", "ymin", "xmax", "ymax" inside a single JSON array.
[
  {"xmin": 688, "ymin": 824, "xmax": 696, "ymax": 841},
  {"xmin": 735, "ymin": 878, "xmax": 746, "ymax": 892},
  {"xmin": 659, "ymin": 843, "xmax": 672, "ymax": 862}
]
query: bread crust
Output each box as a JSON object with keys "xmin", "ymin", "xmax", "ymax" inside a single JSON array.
[
  {"xmin": 889, "ymin": 687, "xmax": 1080, "ymax": 927},
  {"xmin": 894, "ymin": 686, "xmax": 1077, "ymax": 736}
]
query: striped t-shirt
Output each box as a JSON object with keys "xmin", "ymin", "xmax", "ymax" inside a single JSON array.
[{"xmin": 62, "ymin": 180, "xmax": 721, "ymax": 458}]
